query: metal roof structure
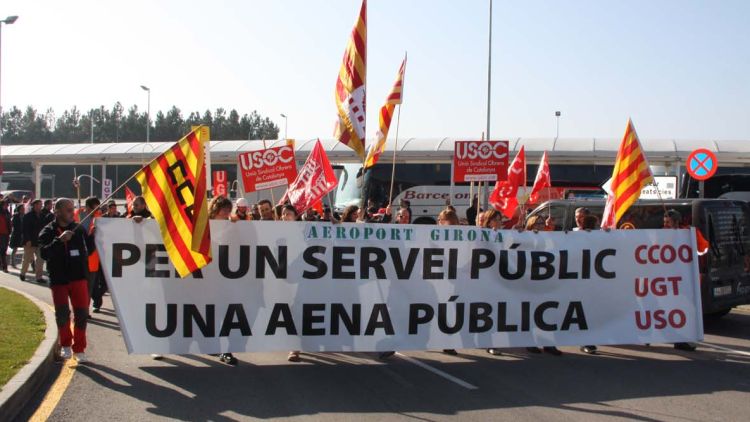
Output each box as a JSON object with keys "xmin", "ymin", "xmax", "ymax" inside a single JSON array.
[{"xmin": 1, "ymin": 138, "xmax": 749, "ymax": 165}]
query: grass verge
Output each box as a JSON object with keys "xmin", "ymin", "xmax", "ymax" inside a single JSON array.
[{"xmin": 0, "ymin": 287, "xmax": 46, "ymax": 390}]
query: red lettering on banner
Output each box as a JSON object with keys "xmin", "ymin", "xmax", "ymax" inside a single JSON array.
[
  {"xmin": 213, "ymin": 170, "xmax": 228, "ymax": 197},
  {"xmin": 635, "ymin": 244, "xmax": 693, "ymax": 264},
  {"xmin": 634, "ymin": 276, "xmax": 683, "ymax": 297},
  {"xmin": 635, "ymin": 309, "xmax": 687, "ymax": 330}
]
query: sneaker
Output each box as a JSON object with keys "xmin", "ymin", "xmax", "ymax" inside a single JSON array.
[
  {"xmin": 379, "ymin": 351, "xmax": 396, "ymax": 359},
  {"xmin": 219, "ymin": 353, "xmax": 238, "ymax": 365},
  {"xmin": 674, "ymin": 342, "xmax": 697, "ymax": 352},
  {"xmin": 442, "ymin": 349, "xmax": 458, "ymax": 356},
  {"xmin": 19, "ymin": 273, "xmax": 25, "ymax": 281},
  {"xmin": 74, "ymin": 353, "xmax": 89, "ymax": 363},
  {"xmin": 92, "ymin": 308, "xmax": 101, "ymax": 314},
  {"xmin": 580, "ymin": 345, "xmax": 598, "ymax": 355},
  {"xmin": 486, "ymin": 348, "xmax": 502, "ymax": 356},
  {"xmin": 60, "ymin": 346, "xmax": 73, "ymax": 360},
  {"xmin": 151, "ymin": 354, "xmax": 164, "ymax": 360}
]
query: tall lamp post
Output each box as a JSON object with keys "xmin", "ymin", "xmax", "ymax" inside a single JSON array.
[
  {"xmin": 0, "ymin": 15, "xmax": 19, "ymax": 190},
  {"xmin": 280, "ymin": 113, "xmax": 288, "ymax": 140},
  {"xmin": 553, "ymin": 110, "xmax": 561, "ymax": 149},
  {"xmin": 140, "ymin": 85, "xmax": 150, "ymax": 143}
]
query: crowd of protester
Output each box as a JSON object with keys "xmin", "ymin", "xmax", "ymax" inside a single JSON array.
[{"xmin": 0, "ymin": 190, "xmax": 698, "ymax": 365}]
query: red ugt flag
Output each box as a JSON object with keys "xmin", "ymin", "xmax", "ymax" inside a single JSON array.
[
  {"xmin": 529, "ymin": 151, "xmax": 551, "ymax": 205},
  {"xmin": 489, "ymin": 146, "xmax": 526, "ymax": 218},
  {"xmin": 280, "ymin": 140, "xmax": 338, "ymax": 215}
]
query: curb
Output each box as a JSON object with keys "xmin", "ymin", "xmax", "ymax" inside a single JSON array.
[{"xmin": 0, "ymin": 286, "xmax": 58, "ymax": 422}]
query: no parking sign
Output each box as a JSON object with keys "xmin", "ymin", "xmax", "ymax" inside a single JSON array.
[{"xmin": 686, "ymin": 149, "xmax": 718, "ymax": 181}]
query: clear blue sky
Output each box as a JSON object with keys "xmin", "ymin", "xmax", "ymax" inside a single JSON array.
[{"xmin": 2, "ymin": 0, "xmax": 749, "ymax": 141}]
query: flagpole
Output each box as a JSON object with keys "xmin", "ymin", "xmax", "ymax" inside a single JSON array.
[
  {"xmin": 387, "ymin": 52, "xmax": 407, "ymax": 207},
  {"xmin": 74, "ymin": 168, "xmax": 81, "ymax": 209}
]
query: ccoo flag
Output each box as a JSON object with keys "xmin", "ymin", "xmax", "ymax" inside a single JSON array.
[
  {"xmin": 529, "ymin": 151, "xmax": 551, "ymax": 204},
  {"xmin": 334, "ymin": 0, "xmax": 367, "ymax": 160},
  {"xmin": 601, "ymin": 119, "xmax": 654, "ymax": 229},
  {"xmin": 364, "ymin": 55, "xmax": 406, "ymax": 169},
  {"xmin": 489, "ymin": 146, "xmax": 526, "ymax": 218},
  {"xmin": 135, "ymin": 126, "xmax": 212, "ymax": 277}
]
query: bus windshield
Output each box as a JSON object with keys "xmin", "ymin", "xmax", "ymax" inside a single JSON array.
[{"xmin": 334, "ymin": 163, "xmax": 362, "ymax": 209}]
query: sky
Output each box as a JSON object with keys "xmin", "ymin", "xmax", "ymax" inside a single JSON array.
[{"xmin": 1, "ymin": 0, "xmax": 749, "ymax": 141}]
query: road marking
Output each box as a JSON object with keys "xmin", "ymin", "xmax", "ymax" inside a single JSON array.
[
  {"xmin": 29, "ymin": 314, "xmax": 78, "ymax": 421},
  {"xmin": 396, "ymin": 353, "xmax": 478, "ymax": 390},
  {"xmin": 699, "ymin": 342, "xmax": 750, "ymax": 357}
]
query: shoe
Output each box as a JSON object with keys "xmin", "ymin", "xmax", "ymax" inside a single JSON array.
[
  {"xmin": 442, "ymin": 349, "xmax": 458, "ymax": 356},
  {"xmin": 2, "ymin": 267, "xmax": 7, "ymax": 273},
  {"xmin": 580, "ymin": 345, "xmax": 598, "ymax": 354},
  {"xmin": 543, "ymin": 347, "xmax": 563, "ymax": 356},
  {"xmin": 36, "ymin": 278, "xmax": 46, "ymax": 284},
  {"xmin": 92, "ymin": 308, "xmax": 101, "ymax": 314},
  {"xmin": 287, "ymin": 352, "xmax": 301, "ymax": 362},
  {"xmin": 60, "ymin": 346, "xmax": 72, "ymax": 360},
  {"xmin": 379, "ymin": 351, "xmax": 395, "ymax": 359},
  {"xmin": 74, "ymin": 353, "xmax": 89, "ymax": 363},
  {"xmin": 19, "ymin": 274, "xmax": 25, "ymax": 281},
  {"xmin": 674, "ymin": 342, "xmax": 697, "ymax": 352},
  {"xmin": 151, "ymin": 354, "xmax": 164, "ymax": 360},
  {"xmin": 219, "ymin": 353, "xmax": 238, "ymax": 365},
  {"xmin": 526, "ymin": 347, "xmax": 542, "ymax": 354},
  {"xmin": 486, "ymin": 348, "xmax": 502, "ymax": 356}
]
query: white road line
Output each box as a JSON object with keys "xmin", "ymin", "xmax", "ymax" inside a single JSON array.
[
  {"xmin": 699, "ymin": 342, "xmax": 750, "ymax": 357},
  {"xmin": 395, "ymin": 353, "xmax": 479, "ymax": 390}
]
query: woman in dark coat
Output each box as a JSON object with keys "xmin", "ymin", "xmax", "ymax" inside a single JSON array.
[{"xmin": 9, "ymin": 203, "xmax": 25, "ymax": 267}]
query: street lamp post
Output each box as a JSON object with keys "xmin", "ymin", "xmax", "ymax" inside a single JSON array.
[
  {"xmin": 0, "ymin": 15, "xmax": 19, "ymax": 190},
  {"xmin": 554, "ymin": 111, "xmax": 561, "ymax": 149},
  {"xmin": 140, "ymin": 85, "xmax": 150, "ymax": 143},
  {"xmin": 280, "ymin": 113, "xmax": 288, "ymax": 140}
]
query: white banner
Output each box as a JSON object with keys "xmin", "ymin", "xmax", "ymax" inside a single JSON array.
[{"xmin": 96, "ymin": 219, "xmax": 703, "ymax": 355}]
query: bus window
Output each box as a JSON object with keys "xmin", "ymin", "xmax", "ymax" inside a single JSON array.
[{"xmin": 334, "ymin": 163, "xmax": 362, "ymax": 209}]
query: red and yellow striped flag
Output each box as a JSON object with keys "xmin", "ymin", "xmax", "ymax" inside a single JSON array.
[
  {"xmin": 135, "ymin": 126, "xmax": 212, "ymax": 277},
  {"xmin": 334, "ymin": 0, "xmax": 367, "ymax": 160},
  {"xmin": 603, "ymin": 119, "xmax": 654, "ymax": 227},
  {"xmin": 364, "ymin": 55, "xmax": 406, "ymax": 169}
]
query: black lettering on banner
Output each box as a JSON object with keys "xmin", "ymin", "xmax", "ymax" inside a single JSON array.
[
  {"xmin": 331, "ymin": 303, "xmax": 361, "ymax": 335},
  {"xmin": 471, "ymin": 249, "xmax": 495, "ymax": 279},
  {"xmin": 595, "ymin": 249, "xmax": 616, "ymax": 279},
  {"xmin": 145, "ymin": 303, "xmax": 177, "ymax": 337},
  {"xmin": 558, "ymin": 250, "xmax": 578, "ymax": 279},
  {"xmin": 303, "ymin": 246, "xmax": 327, "ymax": 279},
  {"xmin": 423, "ymin": 248, "xmax": 444, "ymax": 280},
  {"xmin": 409, "ymin": 303, "xmax": 434, "ymax": 334},
  {"xmin": 438, "ymin": 295, "xmax": 464, "ymax": 334},
  {"xmin": 113, "ymin": 243, "xmax": 140, "ymax": 277},
  {"xmin": 257, "ymin": 246, "xmax": 287, "ymax": 278},
  {"xmin": 266, "ymin": 304, "xmax": 298, "ymax": 335},
  {"xmin": 183, "ymin": 304, "xmax": 215, "ymax": 337},
  {"xmin": 581, "ymin": 250, "xmax": 591, "ymax": 279},
  {"xmin": 219, "ymin": 245, "xmax": 249, "ymax": 279},
  {"xmin": 500, "ymin": 251, "xmax": 525, "ymax": 280},
  {"xmin": 521, "ymin": 302, "xmax": 531, "ymax": 331},
  {"xmin": 302, "ymin": 304, "xmax": 326, "ymax": 336},
  {"xmin": 360, "ymin": 247, "xmax": 387, "ymax": 279},
  {"xmin": 333, "ymin": 247, "xmax": 356, "ymax": 279},
  {"xmin": 469, "ymin": 302, "xmax": 493, "ymax": 332},
  {"xmin": 365, "ymin": 304, "xmax": 394, "ymax": 335},
  {"xmin": 220, "ymin": 304, "xmax": 252, "ymax": 336},
  {"xmin": 448, "ymin": 249, "xmax": 458, "ymax": 279},
  {"xmin": 534, "ymin": 301, "xmax": 559, "ymax": 331},
  {"xmin": 497, "ymin": 302, "xmax": 518, "ymax": 332},
  {"xmin": 389, "ymin": 248, "xmax": 420, "ymax": 280},
  {"xmin": 561, "ymin": 301, "xmax": 588, "ymax": 330},
  {"xmin": 146, "ymin": 244, "xmax": 170, "ymax": 278},
  {"xmin": 531, "ymin": 252, "xmax": 555, "ymax": 280}
]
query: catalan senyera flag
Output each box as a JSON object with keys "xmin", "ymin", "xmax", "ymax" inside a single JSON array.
[
  {"xmin": 601, "ymin": 119, "xmax": 654, "ymax": 229},
  {"xmin": 135, "ymin": 126, "xmax": 212, "ymax": 277},
  {"xmin": 334, "ymin": 0, "xmax": 367, "ymax": 160},
  {"xmin": 364, "ymin": 56, "xmax": 406, "ymax": 169}
]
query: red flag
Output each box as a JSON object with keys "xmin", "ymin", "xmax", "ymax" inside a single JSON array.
[
  {"xmin": 489, "ymin": 146, "xmax": 526, "ymax": 218},
  {"xmin": 529, "ymin": 151, "xmax": 551, "ymax": 205},
  {"xmin": 281, "ymin": 140, "xmax": 338, "ymax": 215},
  {"xmin": 125, "ymin": 186, "xmax": 136, "ymax": 215}
]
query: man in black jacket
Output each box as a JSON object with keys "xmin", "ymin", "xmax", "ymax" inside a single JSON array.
[
  {"xmin": 38, "ymin": 198, "xmax": 93, "ymax": 363},
  {"xmin": 20, "ymin": 199, "xmax": 46, "ymax": 282}
]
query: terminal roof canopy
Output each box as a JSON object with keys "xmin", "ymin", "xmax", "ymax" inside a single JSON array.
[{"xmin": 1, "ymin": 138, "xmax": 748, "ymax": 165}]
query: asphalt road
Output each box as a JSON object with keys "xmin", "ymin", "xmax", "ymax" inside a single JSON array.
[{"xmin": 4, "ymin": 272, "xmax": 750, "ymax": 422}]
